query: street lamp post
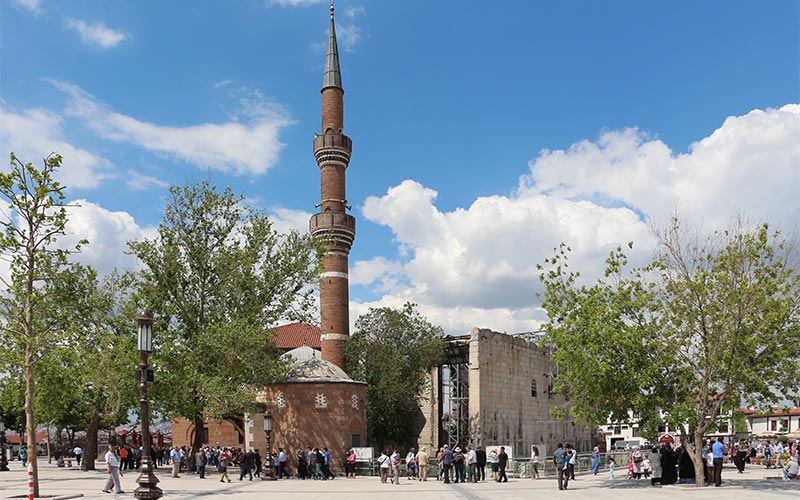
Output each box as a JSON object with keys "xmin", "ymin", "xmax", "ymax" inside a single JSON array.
[
  {"xmin": 262, "ymin": 412, "xmax": 276, "ymax": 480},
  {"xmin": 134, "ymin": 311, "xmax": 162, "ymax": 500},
  {"xmin": 0, "ymin": 416, "xmax": 8, "ymax": 471}
]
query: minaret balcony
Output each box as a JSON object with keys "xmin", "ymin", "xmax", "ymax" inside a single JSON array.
[
  {"xmin": 310, "ymin": 212, "xmax": 356, "ymax": 252},
  {"xmin": 314, "ymin": 133, "xmax": 352, "ymax": 167}
]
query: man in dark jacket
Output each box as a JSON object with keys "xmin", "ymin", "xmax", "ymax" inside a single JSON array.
[
  {"xmin": 441, "ymin": 445, "xmax": 454, "ymax": 484},
  {"xmin": 475, "ymin": 446, "xmax": 487, "ymax": 481},
  {"xmin": 497, "ymin": 447, "xmax": 509, "ymax": 483}
]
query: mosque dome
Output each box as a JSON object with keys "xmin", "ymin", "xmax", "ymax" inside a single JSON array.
[{"xmin": 285, "ymin": 357, "xmax": 356, "ymax": 383}]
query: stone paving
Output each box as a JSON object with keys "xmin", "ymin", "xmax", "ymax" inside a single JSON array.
[{"xmin": 1, "ymin": 462, "xmax": 799, "ymax": 499}]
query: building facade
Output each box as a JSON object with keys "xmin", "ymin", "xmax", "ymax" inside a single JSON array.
[{"xmin": 417, "ymin": 328, "xmax": 599, "ymax": 459}]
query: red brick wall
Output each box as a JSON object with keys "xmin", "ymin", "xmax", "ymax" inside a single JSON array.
[
  {"xmin": 171, "ymin": 417, "xmax": 242, "ymax": 448},
  {"xmin": 252, "ymin": 382, "xmax": 367, "ymax": 472}
]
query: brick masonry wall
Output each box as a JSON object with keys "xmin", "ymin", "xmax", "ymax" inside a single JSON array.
[
  {"xmin": 249, "ymin": 382, "xmax": 368, "ymax": 473},
  {"xmin": 171, "ymin": 417, "xmax": 243, "ymax": 448}
]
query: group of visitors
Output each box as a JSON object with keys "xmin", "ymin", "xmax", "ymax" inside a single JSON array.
[
  {"xmin": 552, "ymin": 443, "xmax": 577, "ymax": 490},
  {"xmin": 435, "ymin": 444, "xmax": 508, "ymax": 484}
]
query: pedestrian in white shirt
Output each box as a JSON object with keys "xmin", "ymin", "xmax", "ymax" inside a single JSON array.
[{"xmin": 102, "ymin": 445, "xmax": 123, "ymax": 494}]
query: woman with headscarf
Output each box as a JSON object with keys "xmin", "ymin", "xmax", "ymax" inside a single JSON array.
[
  {"xmin": 660, "ymin": 443, "xmax": 678, "ymax": 485},
  {"xmin": 591, "ymin": 446, "xmax": 601, "ymax": 475}
]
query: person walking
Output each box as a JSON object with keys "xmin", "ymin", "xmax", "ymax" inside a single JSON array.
[
  {"xmin": 170, "ymin": 447, "xmax": 181, "ymax": 478},
  {"xmin": 441, "ymin": 445, "xmax": 453, "ymax": 484},
  {"xmin": 529, "ymin": 445, "xmax": 540, "ymax": 479},
  {"xmin": 102, "ymin": 445, "xmax": 124, "ymax": 494},
  {"xmin": 712, "ymin": 437, "xmax": 725, "ymax": 487},
  {"xmin": 497, "ymin": 446, "xmax": 509, "ymax": 483},
  {"xmin": 378, "ymin": 451, "xmax": 390, "ymax": 483},
  {"xmin": 567, "ymin": 444, "xmax": 577, "ymax": 480},
  {"xmin": 406, "ymin": 448, "xmax": 417, "ymax": 479},
  {"xmin": 554, "ymin": 443, "xmax": 569, "ymax": 490},
  {"xmin": 218, "ymin": 447, "xmax": 232, "ymax": 483},
  {"xmin": 391, "ymin": 449, "xmax": 401, "ymax": 485},
  {"xmin": 73, "ymin": 446, "xmax": 83, "ymax": 467},
  {"xmin": 591, "ymin": 446, "xmax": 600, "ymax": 475},
  {"xmin": 346, "ymin": 449, "xmax": 357, "ymax": 478},
  {"xmin": 416, "ymin": 447, "xmax": 429, "ymax": 481}
]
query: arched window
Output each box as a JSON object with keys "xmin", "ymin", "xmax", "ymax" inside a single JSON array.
[{"xmin": 531, "ymin": 379, "xmax": 538, "ymax": 398}]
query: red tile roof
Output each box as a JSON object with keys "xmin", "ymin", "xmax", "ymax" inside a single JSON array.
[{"xmin": 273, "ymin": 322, "xmax": 321, "ymax": 350}]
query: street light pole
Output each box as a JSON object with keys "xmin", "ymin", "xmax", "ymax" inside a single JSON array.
[
  {"xmin": 262, "ymin": 412, "xmax": 276, "ymax": 480},
  {"xmin": 0, "ymin": 417, "xmax": 8, "ymax": 472},
  {"xmin": 134, "ymin": 311, "xmax": 162, "ymax": 500}
]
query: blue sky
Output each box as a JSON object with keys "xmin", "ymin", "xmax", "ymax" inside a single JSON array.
[{"xmin": 1, "ymin": 0, "xmax": 799, "ymax": 333}]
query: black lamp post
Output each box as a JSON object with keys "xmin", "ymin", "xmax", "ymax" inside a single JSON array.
[
  {"xmin": 134, "ymin": 312, "xmax": 162, "ymax": 500},
  {"xmin": 262, "ymin": 412, "xmax": 276, "ymax": 480},
  {"xmin": 0, "ymin": 416, "xmax": 8, "ymax": 471}
]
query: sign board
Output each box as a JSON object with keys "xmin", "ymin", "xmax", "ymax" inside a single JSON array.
[
  {"xmin": 486, "ymin": 445, "xmax": 513, "ymax": 460},
  {"xmin": 352, "ymin": 447, "xmax": 373, "ymax": 461}
]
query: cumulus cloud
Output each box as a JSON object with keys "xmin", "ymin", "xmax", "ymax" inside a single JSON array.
[
  {"xmin": 49, "ymin": 79, "xmax": 292, "ymax": 176},
  {"xmin": 0, "ymin": 103, "xmax": 113, "ymax": 188},
  {"xmin": 61, "ymin": 200, "xmax": 154, "ymax": 275},
  {"xmin": 269, "ymin": 207, "xmax": 312, "ymax": 234},
  {"xmin": 357, "ymin": 105, "xmax": 800, "ymax": 335},
  {"xmin": 64, "ymin": 18, "xmax": 129, "ymax": 48}
]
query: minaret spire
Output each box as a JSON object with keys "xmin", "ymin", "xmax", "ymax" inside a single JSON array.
[
  {"xmin": 311, "ymin": 0, "xmax": 354, "ymax": 371},
  {"xmin": 322, "ymin": 0, "xmax": 343, "ymax": 93}
]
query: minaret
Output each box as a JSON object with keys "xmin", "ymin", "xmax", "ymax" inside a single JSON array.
[{"xmin": 310, "ymin": 0, "xmax": 354, "ymax": 370}]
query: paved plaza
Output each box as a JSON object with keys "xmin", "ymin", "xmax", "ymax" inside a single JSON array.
[{"xmin": 1, "ymin": 462, "xmax": 798, "ymax": 500}]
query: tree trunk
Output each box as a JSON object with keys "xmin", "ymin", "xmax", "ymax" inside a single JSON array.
[
  {"xmin": 691, "ymin": 430, "xmax": 707, "ymax": 487},
  {"xmin": 190, "ymin": 413, "xmax": 205, "ymax": 471},
  {"xmin": 24, "ymin": 340, "xmax": 40, "ymax": 498},
  {"xmin": 82, "ymin": 409, "xmax": 100, "ymax": 471},
  {"xmin": 68, "ymin": 429, "xmax": 74, "ymax": 448},
  {"xmin": 46, "ymin": 427, "xmax": 51, "ymax": 464}
]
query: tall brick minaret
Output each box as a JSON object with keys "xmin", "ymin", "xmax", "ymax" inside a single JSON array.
[{"xmin": 310, "ymin": 1, "xmax": 354, "ymax": 370}]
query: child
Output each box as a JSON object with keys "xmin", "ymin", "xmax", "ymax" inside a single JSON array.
[
  {"xmin": 626, "ymin": 458, "xmax": 635, "ymax": 480},
  {"xmin": 642, "ymin": 457, "xmax": 651, "ymax": 478},
  {"xmin": 609, "ymin": 457, "xmax": 615, "ymax": 479}
]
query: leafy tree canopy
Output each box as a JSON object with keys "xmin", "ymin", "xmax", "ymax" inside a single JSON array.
[
  {"xmin": 538, "ymin": 216, "xmax": 800, "ymax": 486},
  {"xmin": 345, "ymin": 302, "xmax": 444, "ymax": 450},
  {"xmin": 128, "ymin": 179, "xmax": 320, "ymax": 451}
]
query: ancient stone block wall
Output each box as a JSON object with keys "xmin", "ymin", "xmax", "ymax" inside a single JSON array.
[{"xmin": 470, "ymin": 328, "xmax": 596, "ymax": 457}]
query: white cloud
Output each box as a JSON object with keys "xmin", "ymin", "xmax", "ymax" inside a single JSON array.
[
  {"xmin": 336, "ymin": 23, "xmax": 362, "ymax": 52},
  {"xmin": 126, "ymin": 170, "xmax": 170, "ymax": 191},
  {"xmin": 62, "ymin": 200, "xmax": 154, "ymax": 275},
  {"xmin": 10, "ymin": 0, "xmax": 41, "ymax": 14},
  {"xmin": 268, "ymin": 0, "xmax": 325, "ymax": 6},
  {"xmin": 49, "ymin": 80, "xmax": 293, "ymax": 176},
  {"xmin": 357, "ymin": 105, "xmax": 800, "ymax": 335},
  {"xmin": 64, "ymin": 18, "xmax": 129, "ymax": 48},
  {"xmin": 0, "ymin": 103, "xmax": 113, "ymax": 188},
  {"xmin": 269, "ymin": 207, "xmax": 312, "ymax": 234}
]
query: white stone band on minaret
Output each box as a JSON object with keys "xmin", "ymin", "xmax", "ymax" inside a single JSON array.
[
  {"xmin": 320, "ymin": 271, "xmax": 349, "ymax": 279},
  {"xmin": 321, "ymin": 333, "xmax": 349, "ymax": 341}
]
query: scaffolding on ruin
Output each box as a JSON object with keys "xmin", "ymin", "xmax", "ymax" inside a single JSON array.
[{"xmin": 441, "ymin": 336, "xmax": 470, "ymax": 450}]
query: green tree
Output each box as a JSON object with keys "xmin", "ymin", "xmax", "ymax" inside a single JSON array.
[
  {"xmin": 128, "ymin": 179, "xmax": 319, "ymax": 454},
  {"xmin": 538, "ymin": 217, "xmax": 800, "ymax": 486},
  {"xmin": 35, "ymin": 270, "xmax": 139, "ymax": 470},
  {"xmin": 0, "ymin": 153, "xmax": 87, "ymax": 496},
  {"xmin": 345, "ymin": 302, "xmax": 444, "ymax": 450}
]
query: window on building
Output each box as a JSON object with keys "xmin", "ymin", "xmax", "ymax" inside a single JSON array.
[
  {"xmin": 351, "ymin": 394, "xmax": 360, "ymax": 410},
  {"xmin": 614, "ymin": 426, "xmax": 622, "ymax": 434},
  {"xmin": 277, "ymin": 392, "xmax": 287, "ymax": 409},
  {"xmin": 770, "ymin": 420, "xmax": 778, "ymax": 431},
  {"xmin": 531, "ymin": 379, "xmax": 538, "ymax": 398},
  {"xmin": 718, "ymin": 422, "xmax": 729, "ymax": 433},
  {"xmin": 202, "ymin": 427, "xmax": 209, "ymax": 444},
  {"xmin": 632, "ymin": 427, "xmax": 639, "ymax": 437},
  {"xmin": 315, "ymin": 392, "xmax": 328, "ymax": 409},
  {"xmin": 351, "ymin": 434, "xmax": 361, "ymax": 448}
]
